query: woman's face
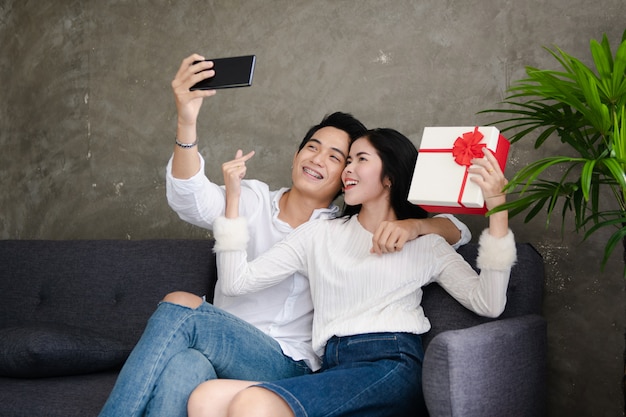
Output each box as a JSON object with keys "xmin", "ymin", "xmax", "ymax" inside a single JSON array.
[{"xmin": 342, "ymin": 137, "xmax": 390, "ymax": 207}]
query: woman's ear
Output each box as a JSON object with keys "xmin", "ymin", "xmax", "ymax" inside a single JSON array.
[{"xmin": 383, "ymin": 177, "xmax": 392, "ymax": 189}]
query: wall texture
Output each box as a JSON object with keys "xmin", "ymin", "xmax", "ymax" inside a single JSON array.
[{"xmin": 1, "ymin": 0, "xmax": 624, "ymax": 414}]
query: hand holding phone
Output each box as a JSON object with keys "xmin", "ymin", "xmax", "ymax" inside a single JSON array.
[{"xmin": 190, "ymin": 55, "xmax": 256, "ymax": 91}]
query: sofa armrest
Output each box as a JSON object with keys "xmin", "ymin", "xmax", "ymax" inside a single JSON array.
[{"xmin": 422, "ymin": 315, "xmax": 547, "ymax": 417}]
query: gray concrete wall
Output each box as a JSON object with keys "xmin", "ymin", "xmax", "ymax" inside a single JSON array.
[{"xmin": 1, "ymin": 0, "xmax": 624, "ymax": 414}]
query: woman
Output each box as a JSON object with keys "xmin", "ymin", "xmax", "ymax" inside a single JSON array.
[{"xmin": 187, "ymin": 128, "xmax": 514, "ymax": 417}]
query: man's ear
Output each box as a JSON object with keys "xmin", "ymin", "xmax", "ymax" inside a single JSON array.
[{"xmin": 291, "ymin": 151, "xmax": 299, "ymax": 168}]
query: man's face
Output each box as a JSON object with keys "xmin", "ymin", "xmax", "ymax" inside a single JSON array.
[{"xmin": 291, "ymin": 126, "xmax": 351, "ymax": 203}]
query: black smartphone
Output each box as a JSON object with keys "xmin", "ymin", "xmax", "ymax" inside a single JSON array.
[{"xmin": 190, "ymin": 55, "xmax": 256, "ymax": 90}]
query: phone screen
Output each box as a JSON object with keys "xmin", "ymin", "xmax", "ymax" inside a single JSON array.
[{"xmin": 190, "ymin": 55, "xmax": 256, "ymax": 90}]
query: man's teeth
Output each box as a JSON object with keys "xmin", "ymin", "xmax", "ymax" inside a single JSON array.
[{"xmin": 303, "ymin": 168, "xmax": 322, "ymax": 179}]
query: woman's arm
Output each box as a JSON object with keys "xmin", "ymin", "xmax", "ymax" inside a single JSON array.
[
  {"xmin": 434, "ymin": 148, "xmax": 515, "ymax": 318},
  {"xmin": 213, "ymin": 217, "xmax": 312, "ymax": 296},
  {"xmin": 215, "ymin": 150, "xmax": 307, "ymax": 296},
  {"xmin": 434, "ymin": 231, "xmax": 514, "ymax": 318}
]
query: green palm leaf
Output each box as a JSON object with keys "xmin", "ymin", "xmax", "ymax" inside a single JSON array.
[{"xmin": 482, "ymin": 30, "xmax": 626, "ymax": 274}]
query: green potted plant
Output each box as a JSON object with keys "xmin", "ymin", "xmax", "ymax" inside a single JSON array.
[{"xmin": 481, "ymin": 30, "xmax": 626, "ymax": 274}]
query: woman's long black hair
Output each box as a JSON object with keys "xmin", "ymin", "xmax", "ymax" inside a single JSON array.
[{"xmin": 342, "ymin": 128, "xmax": 428, "ymax": 220}]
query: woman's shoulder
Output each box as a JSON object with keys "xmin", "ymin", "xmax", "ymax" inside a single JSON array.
[
  {"xmin": 288, "ymin": 216, "xmax": 353, "ymax": 240},
  {"xmin": 289, "ymin": 217, "xmax": 333, "ymax": 235},
  {"xmin": 407, "ymin": 232, "xmax": 453, "ymax": 252}
]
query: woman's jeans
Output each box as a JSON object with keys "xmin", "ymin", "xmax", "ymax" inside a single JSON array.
[
  {"xmin": 258, "ymin": 332, "xmax": 425, "ymax": 417},
  {"xmin": 98, "ymin": 300, "xmax": 310, "ymax": 417}
]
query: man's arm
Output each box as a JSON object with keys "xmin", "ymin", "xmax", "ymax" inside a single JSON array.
[
  {"xmin": 170, "ymin": 54, "xmax": 216, "ymax": 179},
  {"xmin": 166, "ymin": 55, "xmax": 230, "ymax": 229},
  {"xmin": 370, "ymin": 214, "xmax": 470, "ymax": 254}
]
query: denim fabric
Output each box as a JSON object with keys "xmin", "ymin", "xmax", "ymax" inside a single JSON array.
[
  {"xmin": 98, "ymin": 301, "xmax": 310, "ymax": 417},
  {"xmin": 144, "ymin": 349, "xmax": 214, "ymax": 417},
  {"xmin": 258, "ymin": 332, "xmax": 426, "ymax": 417}
]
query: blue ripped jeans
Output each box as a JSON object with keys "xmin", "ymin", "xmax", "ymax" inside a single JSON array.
[{"xmin": 98, "ymin": 301, "xmax": 310, "ymax": 417}]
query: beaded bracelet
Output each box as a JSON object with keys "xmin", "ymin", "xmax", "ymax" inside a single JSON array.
[{"xmin": 175, "ymin": 137, "xmax": 198, "ymax": 148}]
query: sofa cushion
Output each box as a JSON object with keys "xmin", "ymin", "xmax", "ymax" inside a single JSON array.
[
  {"xmin": 0, "ymin": 323, "xmax": 131, "ymax": 378},
  {"xmin": 0, "ymin": 239, "xmax": 217, "ymax": 350}
]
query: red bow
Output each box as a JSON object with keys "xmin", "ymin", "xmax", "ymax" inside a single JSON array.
[{"xmin": 452, "ymin": 127, "xmax": 484, "ymax": 166}]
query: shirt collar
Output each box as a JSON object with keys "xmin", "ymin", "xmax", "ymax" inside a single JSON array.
[{"xmin": 272, "ymin": 188, "xmax": 340, "ymax": 223}]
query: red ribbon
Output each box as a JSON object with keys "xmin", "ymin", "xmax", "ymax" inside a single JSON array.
[{"xmin": 452, "ymin": 126, "xmax": 485, "ymax": 166}]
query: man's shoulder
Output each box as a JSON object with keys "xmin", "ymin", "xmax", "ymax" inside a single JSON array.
[
  {"xmin": 240, "ymin": 179, "xmax": 284, "ymax": 203},
  {"xmin": 241, "ymin": 178, "xmax": 272, "ymax": 192}
]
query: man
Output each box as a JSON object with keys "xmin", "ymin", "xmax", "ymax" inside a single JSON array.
[{"xmin": 98, "ymin": 55, "xmax": 470, "ymax": 417}]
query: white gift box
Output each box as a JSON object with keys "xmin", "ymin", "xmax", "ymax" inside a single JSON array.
[{"xmin": 408, "ymin": 126, "xmax": 510, "ymax": 215}]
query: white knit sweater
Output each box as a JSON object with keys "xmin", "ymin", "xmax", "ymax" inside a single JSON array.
[{"xmin": 214, "ymin": 215, "xmax": 516, "ymax": 368}]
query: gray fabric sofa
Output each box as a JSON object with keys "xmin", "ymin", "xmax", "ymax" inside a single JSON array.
[{"xmin": 0, "ymin": 239, "xmax": 546, "ymax": 417}]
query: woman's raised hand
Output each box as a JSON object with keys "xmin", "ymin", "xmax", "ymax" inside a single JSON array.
[
  {"xmin": 468, "ymin": 148, "xmax": 508, "ymax": 211},
  {"xmin": 469, "ymin": 147, "xmax": 509, "ymax": 237}
]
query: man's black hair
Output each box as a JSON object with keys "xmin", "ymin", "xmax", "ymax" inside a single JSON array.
[{"xmin": 297, "ymin": 112, "xmax": 367, "ymax": 152}]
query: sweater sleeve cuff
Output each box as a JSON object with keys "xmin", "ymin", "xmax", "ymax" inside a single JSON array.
[
  {"xmin": 476, "ymin": 228, "xmax": 517, "ymax": 270},
  {"xmin": 213, "ymin": 216, "xmax": 249, "ymax": 252}
]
